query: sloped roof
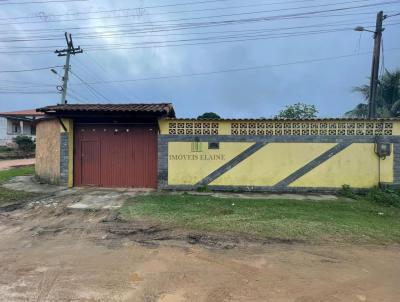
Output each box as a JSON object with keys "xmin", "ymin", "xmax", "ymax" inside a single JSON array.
[
  {"xmin": 37, "ymin": 103, "xmax": 175, "ymax": 117},
  {"xmin": 0, "ymin": 109, "xmax": 44, "ymax": 117}
]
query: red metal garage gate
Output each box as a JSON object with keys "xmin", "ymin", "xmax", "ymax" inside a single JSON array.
[{"xmin": 74, "ymin": 124, "xmax": 157, "ymax": 188}]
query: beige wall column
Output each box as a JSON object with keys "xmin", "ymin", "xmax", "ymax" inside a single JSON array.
[{"xmin": 35, "ymin": 119, "xmax": 61, "ymax": 184}]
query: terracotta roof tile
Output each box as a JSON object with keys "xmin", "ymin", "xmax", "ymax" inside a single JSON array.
[
  {"xmin": 0, "ymin": 109, "xmax": 44, "ymax": 116},
  {"xmin": 37, "ymin": 103, "xmax": 175, "ymax": 117}
]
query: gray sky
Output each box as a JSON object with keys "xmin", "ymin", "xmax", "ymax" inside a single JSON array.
[{"xmin": 0, "ymin": 0, "xmax": 399, "ymax": 118}]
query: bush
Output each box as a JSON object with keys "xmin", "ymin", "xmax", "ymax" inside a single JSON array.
[
  {"xmin": 366, "ymin": 187, "xmax": 400, "ymax": 208},
  {"xmin": 13, "ymin": 136, "xmax": 35, "ymax": 153},
  {"xmin": 0, "ymin": 146, "xmax": 13, "ymax": 152},
  {"xmin": 338, "ymin": 184, "xmax": 357, "ymax": 199},
  {"xmin": 196, "ymin": 185, "xmax": 210, "ymax": 192}
]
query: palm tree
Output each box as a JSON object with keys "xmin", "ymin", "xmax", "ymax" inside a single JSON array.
[{"xmin": 346, "ymin": 69, "xmax": 400, "ymax": 118}]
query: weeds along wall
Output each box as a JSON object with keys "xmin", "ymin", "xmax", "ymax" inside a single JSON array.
[{"xmin": 158, "ymin": 119, "xmax": 400, "ymax": 192}]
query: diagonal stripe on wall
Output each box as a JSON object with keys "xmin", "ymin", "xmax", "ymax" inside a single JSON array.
[
  {"xmin": 274, "ymin": 142, "xmax": 352, "ymax": 188},
  {"xmin": 196, "ymin": 142, "xmax": 268, "ymax": 186}
]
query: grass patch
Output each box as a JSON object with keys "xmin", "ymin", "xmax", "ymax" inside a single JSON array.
[
  {"xmin": 120, "ymin": 193, "xmax": 400, "ymax": 244},
  {"xmin": 0, "ymin": 187, "xmax": 36, "ymax": 206},
  {"xmin": 0, "ymin": 165, "xmax": 35, "ymax": 183},
  {"xmin": 0, "ymin": 146, "xmax": 13, "ymax": 153},
  {"xmin": 0, "ymin": 165, "xmax": 36, "ymax": 206}
]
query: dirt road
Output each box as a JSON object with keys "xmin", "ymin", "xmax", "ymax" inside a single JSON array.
[
  {"xmin": 0, "ymin": 158, "xmax": 35, "ymax": 170},
  {"xmin": 0, "ymin": 194, "xmax": 399, "ymax": 301}
]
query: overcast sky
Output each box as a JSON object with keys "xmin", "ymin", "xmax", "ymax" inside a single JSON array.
[{"xmin": 0, "ymin": 0, "xmax": 399, "ymax": 118}]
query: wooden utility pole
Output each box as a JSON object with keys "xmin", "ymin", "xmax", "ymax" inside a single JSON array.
[
  {"xmin": 368, "ymin": 11, "xmax": 385, "ymax": 119},
  {"xmin": 55, "ymin": 32, "xmax": 83, "ymax": 104}
]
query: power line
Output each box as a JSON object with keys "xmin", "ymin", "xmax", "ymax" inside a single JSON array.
[
  {"xmin": 2, "ymin": 14, "xmax": 399, "ymax": 54},
  {"xmin": 0, "ymin": 10, "xmax": 396, "ymax": 36},
  {"xmin": 2, "ymin": 48, "xmax": 399, "ymax": 91},
  {"xmin": 2, "ymin": 22, "xmax": 400, "ymax": 57},
  {"xmin": 0, "ymin": 0, "xmax": 316, "ymax": 22},
  {"xmin": 1, "ymin": 23, "xmax": 399, "ymax": 56},
  {"xmin": 1, "ymin": 0, "xmax": 398, "ymax": 38},
  {"xmin": 0, "ymin": 0, "xmax": 376, "ymax": 25},
  {"xmin": 1, "ymin": 10, "xmax": 390, "ymax": 38},
  {"xmin": 0, "ymin": 0, "xmax": 314, "ymax": 20},
  {"xmin": 0, "ymin": 79, "xmax": 55, "ymax": 86},
  {"xmin": 0, "ymin": 16, "xmax": 381, "ymax": 48},
  {"xmin": 0, "ymin": 14, "xmax": 379, "ymax": 42},
  {"xmin": 68, "ymin": 48, "xmax": 400, "ymax": 85},
  {"xmin": 0, "ymin": 13, "xmax": 398, "ymax": 51},
  {"xmin": 0, "ymin": 28, "xmax": 352, "ymax": 52},
  {"xmin": 74, "ymin": 55, "xmax": 131, "ymax": 101},
  {"xmin": 69, "ymin": 69, "xmax": 113, "ymax": 102},
  {"xmin": 2, "ymin": 15, "xmax": 397, "ymax": 54},
  {"xmin": 0, "ymin": 0, "xmax": 86, "ymax": 5},
  {"xmin": 68, "ymin": 86, "xmax": 89, "ymax": 103},
  {"xmin": 0, "ymin": 90, "xmax": 56, "ymax": 94},
  {"xmin": 3, "ymin": 22, "xmax": 399, "ymax": 55}
]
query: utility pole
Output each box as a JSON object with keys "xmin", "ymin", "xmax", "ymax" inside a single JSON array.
[
  {"xmin": 356, "ymin": 11, "xmax": 386, "ymax": 118},
  {"xmin": 368, "ymin": 11, "xmax": 385, "ymax": 119},
  {"xmin": 55, "ymin": 32, "xmax": 83, "ymax": 104}
]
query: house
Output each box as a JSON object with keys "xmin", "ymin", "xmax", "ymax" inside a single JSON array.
[
  {"xmin": 0, "ymin": 109, "xmax": 44, "ymax": 146},
  {"xmin": 34, "ymin": 103, "xmax": 399, "ymax": 192},
  {"xmin": 35, "ymin": 104, "xmax": 174, "ymax": 185}
]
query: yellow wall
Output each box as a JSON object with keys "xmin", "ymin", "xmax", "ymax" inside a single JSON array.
[
  {"xmin": 166, "ymin": 141, "xmax": 394, "ymax": 188},
  {"xmin": 290, "ymin": 144, "xmax": 393, "ymax": 188},
  {"xmin": 211, "ymin": 143, "xmax": 335, "ymax": 186},
  {"xmin": 168, "ymin": 142, "xmax": 253, "ymax": 185}
]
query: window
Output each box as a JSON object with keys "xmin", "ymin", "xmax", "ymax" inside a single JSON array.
[
  {"xmin": 208, "ymin": 142, "xmax": 219, "ymax": 150},
  {"xmin": 191, "ymin": 141, "xmax": 202, "ymax": 152},
  {"xmin": 191, "ymin": 137, "xmax": 203, "ymax": 152},
  {"xmin": 12, "ymin": 122, "xmax": 20, "ymax": 134}
]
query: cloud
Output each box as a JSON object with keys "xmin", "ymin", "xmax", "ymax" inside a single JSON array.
[{"xmin": 0, "ymin": 0, "xmax": 399, "ymax": 118}]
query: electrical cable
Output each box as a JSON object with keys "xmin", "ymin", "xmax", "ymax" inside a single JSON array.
[
  {"xmin": 0, "ymin": 0, "xmax": 316, "ymax": 21},
  {"xmin": 0, "ymin": 0, "xmax": 398, "ymax": 38},
  {"xmin": 386, "ymin": 12, "xmax": 400, "ymax": 17},
  {"xmin": 0, "ymin": 0, "xmax": 86, "ymax": 5},
  {"xmin": 70, "ymin": 48, "xmax": 400, "ymax": 85},
  {"xmin": 2, "ymin": 21, "xmax": 399, "ymax": 55},
  {"xmin": 74, "ymin": 55, "xmax": 130, "ymax": 101},
  {"xmin": 69, "ymin": 70, "xmax": 113, "ymax": 102},
  {"xmin": 0, "ymin": 0, "xmax": 380, "ymax": 25}
]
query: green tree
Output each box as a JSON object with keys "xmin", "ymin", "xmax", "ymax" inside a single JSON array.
[
  {"xmin": 346, "ymin": 69, "xmax": 400, "ymax": 118},
  {"xmin": 275, "ymin": 103, "xmax": 318, "ymax": 119},
  {"xmin": 197, "ymin": 112, "xmax": 221, "ymax": 119}
]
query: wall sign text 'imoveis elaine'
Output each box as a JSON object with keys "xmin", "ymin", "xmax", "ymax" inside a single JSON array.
[{"xmin": 169, "ymin": 154, "xmax": 226, "ymax": 161}]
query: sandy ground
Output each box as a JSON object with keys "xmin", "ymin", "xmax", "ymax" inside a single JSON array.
[
  {"xmin": 0, "ymin": 158, "xmax": 35, "ymax": 170},
  {"xmin": 0, "ymin": 186, "xmax": 399, "ymax": 301}
]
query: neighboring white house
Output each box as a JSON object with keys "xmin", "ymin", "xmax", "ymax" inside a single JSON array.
[{"xmin": 0, "ymin": 109, "xmax": 44, "ymax": 146}]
